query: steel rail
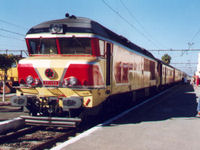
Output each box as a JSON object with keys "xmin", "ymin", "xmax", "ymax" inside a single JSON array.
[
  {"xmin": 0, "ymin": 126, "xmax": 40, "ymax": 144},
  {"xmin": 30, "ymin": 129, "xmax": 77, "ymax": 150}
]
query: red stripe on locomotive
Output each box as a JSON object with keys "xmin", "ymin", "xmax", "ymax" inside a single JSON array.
[
  {"xmin": 18, "ymin": 64, "xmax": 40, "ymax": 84},
  {"xmin": 64, "ymin": 64, "xmax": 104, "ymax": 86}
]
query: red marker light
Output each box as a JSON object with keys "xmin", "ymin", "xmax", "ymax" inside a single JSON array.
[{"xmin": 85, "ymin": 98, "xmax": 91, "ymax": 106}]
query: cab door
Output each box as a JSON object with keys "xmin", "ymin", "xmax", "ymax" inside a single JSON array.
[
  {"xmin": 157, "ymin": 62, "xmax": 162, "ymax": 87},
  {"xmin": 105, "ymin": 42, "xmax": 113, "ymax": 93}
]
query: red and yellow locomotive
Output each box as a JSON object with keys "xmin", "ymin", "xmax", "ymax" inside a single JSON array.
[{"xmin": 11, "ymin": 15, "xmax": 185, "ymax": 127}]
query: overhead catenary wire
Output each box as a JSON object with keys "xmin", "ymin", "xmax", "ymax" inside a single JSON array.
[
  {"xmin": 101, "ymin": 0, "xmax": 160, "ymax": 49},
  {"xmin": 0, "ymin": 34, "xmax": 24, "ymax": 41},
  {"xmin": 0, "ymin": 19, "xmax": 28, "ymax": 30},
  {"xmin": 119, "ymin": 0, "xmax": 166, "ymax": 49},
  {"xmin": 190, "ymin": 28, "xmax": 200, "ymax": 43},
  {"xmin": 171, "ymin": 63, "xmax": 198, "ymax": 64},
  {"xmin": 0, "ymin": 19, "xmax": 26, "ymax": 48},
  {"xmin": 0, "ymin": 28, "xmax": 25, "ymax": 37},
  {"xmin": 149, "ymin": 48, "xmax": 200, "ymax": 51}
]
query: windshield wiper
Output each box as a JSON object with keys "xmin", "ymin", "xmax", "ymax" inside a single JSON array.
[
  {"xmin": 72, "ymin": 36, "xmax": 86, "ymax": 50},
  {"xmin": 37, "ymin": 37, "xmax": 42, "ymax": 54}
]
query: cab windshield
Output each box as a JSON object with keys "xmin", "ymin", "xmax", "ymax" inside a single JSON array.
[{"xmin": 28, "ymin": 38, "xmax": 92, "ymax": 55}]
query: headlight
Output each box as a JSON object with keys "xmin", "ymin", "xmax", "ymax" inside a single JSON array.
[
  {"xmin": 69, "ymin": 77, "xmax": 77, "ymax": 86},
  {"xmin": 63, "ymin": 78, "xmax": 69, "ymax": 86},
  {"xmin": 50, "ymin": 24, "xmax": 64, "ymax": 34},
  {"xmin": 34, "ymin": 78, "xmax": 40, "ymax": 85},
  {"xmin": 26, "ymin": 75, "xmax": 34, "ymax": 85}
]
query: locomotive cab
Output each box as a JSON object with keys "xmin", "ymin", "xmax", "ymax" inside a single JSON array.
[
  {"xmin": 12, "ymin": 38, "xmax": 110, "ymax": 115},
  {"xmin": 11, "ymin": 16, "xmax": 113, "ymax": 125}
]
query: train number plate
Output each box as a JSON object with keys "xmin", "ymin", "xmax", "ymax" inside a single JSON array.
[{"xmin": 43, "ymin": 81, "xmax": 59, "ymax": 86}]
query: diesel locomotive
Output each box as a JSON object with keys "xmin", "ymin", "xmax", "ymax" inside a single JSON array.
[{"xmin": 11, "ymin": 14, "xmax": 185, "ymax": 127}]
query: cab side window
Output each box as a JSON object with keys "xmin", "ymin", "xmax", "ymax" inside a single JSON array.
[{"xmin": 99, "ymin": 40, "xmax": 105, "ymax": 57}]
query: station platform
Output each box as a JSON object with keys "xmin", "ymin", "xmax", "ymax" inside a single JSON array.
[
  {"xmin": 53, "ymin": 84, "xmax": 200, "ymax": 150},
  {"xmin": 0, "ymin": 93, "xmax": 25, "ymax": 121},
  {"xmin": 0, "ymin": 93, "xmax": 15, "ymax": 106}
]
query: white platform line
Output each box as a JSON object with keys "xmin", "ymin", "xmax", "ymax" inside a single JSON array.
[{"xmin": 51, "ymin": 87, "xmax": 173, "ymax": 150}]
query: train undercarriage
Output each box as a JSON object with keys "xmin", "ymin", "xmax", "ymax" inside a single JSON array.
[
  {"xmin": 10, "ymin": 82, "xmax": 181, "ymax": 128},
  {"xmin": 11, "ymin": 95, "xmax": 86, "ymax": 127}
]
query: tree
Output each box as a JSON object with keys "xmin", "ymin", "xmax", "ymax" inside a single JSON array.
[
  {"xmin": 161, "ymin": 54, "xmax": 171, "ymax": 65},
  {"xmin": 0, "ymin": 54, "xmax": 20, "ymax": 102}
]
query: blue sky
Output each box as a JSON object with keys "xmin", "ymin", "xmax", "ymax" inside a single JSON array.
[{"xmin": 1, "ymin": 0, "xmax": 200, "ymax": 75}]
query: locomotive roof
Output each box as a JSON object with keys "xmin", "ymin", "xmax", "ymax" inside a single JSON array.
[{"xmin": 27, "ymin": 16, "xmax": 155, "ymax": 59}]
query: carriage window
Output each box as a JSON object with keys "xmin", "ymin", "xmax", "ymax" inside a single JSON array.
[
  {"xmin": 150, "ymin": 61, "xmax": 155, "ymax": 80},
  {"xmin": 59, "ymin": 38, "xmax": 92, "ymax": 55},
  {"xmin": 28, "ymin": 39, "xmax": 57, "ymax": 54},
  {"xmin": 99, "ymin": 40, "xmax": 105, "ymax": 56}
]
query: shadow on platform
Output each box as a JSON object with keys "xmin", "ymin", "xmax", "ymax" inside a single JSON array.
[{"xmin": 112, "ymin": 84, "xmax": 198, "ymax": 125}]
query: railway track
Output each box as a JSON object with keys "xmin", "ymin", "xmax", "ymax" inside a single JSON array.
[
  {"xmin": 0, "ymin": 107, "xmax": 122, "ymax": 150},
  {"xmin": 0, "ymin": 125, "xmax": 78, "ymax": 150}
]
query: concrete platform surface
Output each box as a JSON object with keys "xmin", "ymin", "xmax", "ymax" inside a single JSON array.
[
  {"xmin": 62, "ymin": 118, "xmax": 199, "ymax": 150},
  {"xmin": 54, "ymin": 84, "xmax": 200, "ymax": 150},
  {"xmin": 0, "ymin": 105, "xmax": 25, "ymax": 121}
]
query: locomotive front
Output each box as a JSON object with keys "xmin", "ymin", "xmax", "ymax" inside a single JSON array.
[{"xmin": 11, "ymin": 16, "xmax": 109, "ymax": 127}]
